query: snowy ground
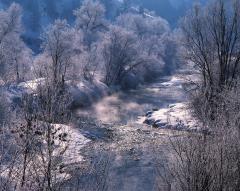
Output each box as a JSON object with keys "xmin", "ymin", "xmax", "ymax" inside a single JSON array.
[{"xmin": 53, "ymin": 124, "xmax": 91, "ymax": 165}]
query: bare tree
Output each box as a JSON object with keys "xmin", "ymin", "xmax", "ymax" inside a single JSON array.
[
  {"xmin": 163, "ymin": 117, "xmax": 240, "ymax": 191},
  {"xmin": 39, "ymin": 19, "xmax": 77, "ymax": 86},
  {"xmin": 181, "ymin": 0, "xmax": 240, "ymax": 95},
  {"xmin": 0, "ymin": 18, "xmax": 76, "ymax": 190},
  {"xmin": 101, "ymin": 25, "xmax": 150, "ymax": 86},
  {"xmin": 159, "ymin": 1, "xmax": 240, "ymax": 190},
  {"xmin": 30, "ymin": 20, "xmax": 74, "ymax": 190}
]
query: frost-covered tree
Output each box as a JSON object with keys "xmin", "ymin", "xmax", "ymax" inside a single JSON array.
[
  {"xmin": 117, "ymin": 13, "xmax": 170, "ymax": 40},
  {"xmin": 39, "ymin": 19, "xmax": 78, "ymax": 85},
  {"xmin": 116, "ymin": 13, "xmax": 179, "ymax": 78},
  {"xmin": 7, "ymin": 19, "xmax": 76, "ymax": 190},
  {"xmin": 20, "ymin": 20, "xmax": 75, "ymax": 186},
  {"xmin": 101, "ymin": 25, "xmax": 149, "ymax": 86},
  {"xmin": 72, "ymin": 0, "xmax": 108, "ymax": 82},
  {"xmin": 74, "ymin": 0, "xmax": 107, "ymax": 47},
  {"xmin": 0, "ymin": 3, "xmax": 32, "ymax": 84}
]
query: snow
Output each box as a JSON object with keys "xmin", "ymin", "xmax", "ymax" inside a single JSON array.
[
  {"xmin": 3, "ymin": 77, "xmax": 109, "ymax": 110},
  {"xmin": 140, "ymin": 102, "xmax": 198, "ymax": 130},
  {"xmin": 19, "ymin": 78, "xmax": 45, "ymax": 92},
  {"xmin": 52, "ymin": 124, "xmax": 91, "ymax": 165},
  {"xmin": 0, "ymin": 123, "xmax": 91, "ymax": 188},
  {"xmin": 160, "ymin": 77, "xmax": 184, "ymax": 87},
  {"xmin": 143, "ymin": 12, "xmax": 155, "ymax": 18},
  {"xmin": 134, "ymin": 65, "xmax": 200, "ymax": 131}
]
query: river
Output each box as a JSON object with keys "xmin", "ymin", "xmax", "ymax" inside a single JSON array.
[{"xmin": 68, "ymin": 69, "xmax": 192, "ymax": 191}]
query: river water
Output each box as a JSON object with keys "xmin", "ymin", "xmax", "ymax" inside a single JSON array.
[{"xmin": 70, "ymin": 70, "xmax": 191, "ymax": 191}]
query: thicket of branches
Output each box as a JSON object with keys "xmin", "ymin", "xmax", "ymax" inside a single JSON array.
[
  {"xmin": 181, "ymin": 0, "xmax": 240, "ymax": 117},
  {"xmin": 158, "ymin": 1, "xmax": 240, "ymax": 191}
]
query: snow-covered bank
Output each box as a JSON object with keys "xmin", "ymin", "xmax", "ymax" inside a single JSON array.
[
  {"xmin": 140, "ymin": 102, "xmax": 199, "ymax": 130},
  {"xmin": 0, "ymin": 123, "xmax": 91, "ymax": 188},
  {"xmin": 137, "ymin": 70, "xmax": 200, "ymax": 131},
  {"xmin": 3, "ymin": 78, "xmax": 110, "ymax": 110},
  {"xmin": 52, "ymin": 124, "xmax": 91, "ymax": 165}
]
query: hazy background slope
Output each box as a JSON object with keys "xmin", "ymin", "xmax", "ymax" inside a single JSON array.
[
  {"xmin": 0, "ymin": 0, "xmax": 207, "ymax": 52},
  {"xmin": 132, "ymin": 0, "xmax": 207, "ymax": 26}
]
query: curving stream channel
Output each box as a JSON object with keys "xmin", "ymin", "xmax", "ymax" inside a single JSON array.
[{"xmin": 68, "ymin": 70, "xmax": 191, "ymax": 191}]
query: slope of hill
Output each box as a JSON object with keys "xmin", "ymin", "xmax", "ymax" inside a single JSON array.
[{"xmin": 0, "ymin": 0, "xmax": 207, "ymax": 52}]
